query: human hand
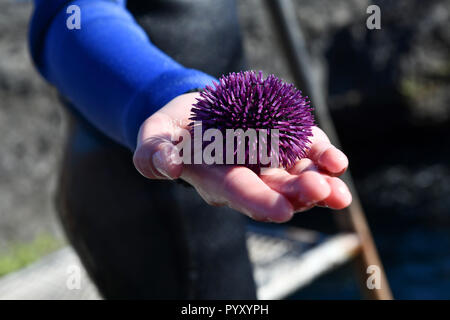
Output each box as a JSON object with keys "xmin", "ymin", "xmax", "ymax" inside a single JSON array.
[{"xmin": 133, "ymin": 92, "xmax": 351, "ymax": 223}]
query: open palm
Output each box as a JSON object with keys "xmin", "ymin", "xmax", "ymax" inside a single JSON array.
[{"xmin": 133, "ymin": 92, "xmax": 352, "ymax": 223}]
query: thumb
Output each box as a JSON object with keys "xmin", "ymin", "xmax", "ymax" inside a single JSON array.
[{"xmin": 133, "ymin": 115, "xmax": 183, "ymax": 180}]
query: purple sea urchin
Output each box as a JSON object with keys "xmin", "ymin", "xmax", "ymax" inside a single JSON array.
[{"xmin": 190, "ymin": 71, "xmax": 314, "ymax": 168}]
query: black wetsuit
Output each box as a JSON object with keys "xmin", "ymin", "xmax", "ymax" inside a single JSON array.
[{"xmin": 56, "ymin": 0, "xmax": 256, "ymax": 299}]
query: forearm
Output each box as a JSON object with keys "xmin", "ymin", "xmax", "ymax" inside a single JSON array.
[{"xmin": 29, "ymin": 0, "xmax": 215, "ymax": 149}]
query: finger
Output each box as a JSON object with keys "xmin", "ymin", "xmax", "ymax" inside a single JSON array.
[
  {"xmin": 133, "ymin": 113, "xmax": 183, "ymax": 180},
  {"xmin": 285, "ymin": 159, "xmax": 352, "ymax": 210},
  {"xmin": 318, "ymin": 176, "xmax": 352, "ymax": 209},
  {"xmin": 223, "ymin": 167, "xmax": 295, "ymax": 222},
  {"xmin": 261, "ymin": 168, "xmax": 331, "ymax": 211},
  {"xmin": 308, "ymin": 127, "xmax": 348, "ymax": 175},
  {"xmin": 307, "ymin": 140, "xmax": 348, "ymax": 176},
  {"xmin": 287, "ymin": 158, "xmax": 317, "ymax": 175},
  {"xmin": 310, "ymin": 126, "xmax": 331, "ymax": 144},
  {"xmin": 183, "ymin": 166, "xmax": 294, "ymax": 223}
]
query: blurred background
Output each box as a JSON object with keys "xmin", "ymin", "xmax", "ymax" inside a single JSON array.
[{"xmin": 0, "ymin": 0, "xmax": 449, "ymax": 299}]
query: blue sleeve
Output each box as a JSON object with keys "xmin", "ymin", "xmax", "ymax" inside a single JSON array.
[{"xmin": 29, "ymin": 0, "xmax": 216, "ymax": 150}]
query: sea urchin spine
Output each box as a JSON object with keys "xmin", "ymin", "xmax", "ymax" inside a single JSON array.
[{"xmin": 189, "ymin": 71, "xmax": 315, "ymax": 168}]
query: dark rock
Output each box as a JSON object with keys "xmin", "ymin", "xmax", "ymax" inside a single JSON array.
[{"xmin": 294, "ymin": 0, "xmax": 450, "ymax": 129}]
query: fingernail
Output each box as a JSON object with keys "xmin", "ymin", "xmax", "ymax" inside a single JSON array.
[
  {"xmin": 152, "ymin": 150, "xmax": 173, "ymax": 180},
  {"xmin": 336, "ymin": 149, "xmax": 348, "ymax": 166},
  {"xmin": 338, "ymin": 184, "xmax": 352, "ymax": 205}
]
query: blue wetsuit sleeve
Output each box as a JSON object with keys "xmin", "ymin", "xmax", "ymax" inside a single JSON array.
[{"xmin": 29, "ymin": 0, "xmax": 217, "ymax": 150}]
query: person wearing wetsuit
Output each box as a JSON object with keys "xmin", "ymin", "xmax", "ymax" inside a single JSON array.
[
  {"xmin": 30, "ymin": 0, "xmax": 256, "ymax": 299},
  {"xmin": 29, "ymin": 0, "xmax": 352, "ymax": 299}
]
